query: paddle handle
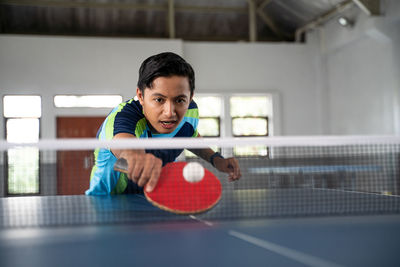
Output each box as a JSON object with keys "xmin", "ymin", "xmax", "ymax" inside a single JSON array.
[{"xmin": 114, "ymin": 158, "xmax": 129, "ymax": 173}]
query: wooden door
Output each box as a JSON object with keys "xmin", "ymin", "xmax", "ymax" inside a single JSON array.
[{"xmin": 57, "ymin": 117, "xmax": 105, "ymax": 195}]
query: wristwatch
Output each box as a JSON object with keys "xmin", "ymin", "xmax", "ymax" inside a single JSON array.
[{"xmin": 209, "ymin": 152, "xmax": 224, "ymax": 167}]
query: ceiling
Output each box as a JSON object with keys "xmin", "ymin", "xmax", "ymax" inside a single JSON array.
[{"xmin": 0, "ymin": 0, "xmax": 379, "ymax": 42}]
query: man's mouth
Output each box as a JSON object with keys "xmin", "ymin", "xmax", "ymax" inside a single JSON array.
[{"xmin": 160, "ymin": 120, "xmax": 177, "ymax": 129}]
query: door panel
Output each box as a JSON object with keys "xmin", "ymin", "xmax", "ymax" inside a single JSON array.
[{"xmin": 57, "ymin": 117, "xmax": 105, "ymax": 195}]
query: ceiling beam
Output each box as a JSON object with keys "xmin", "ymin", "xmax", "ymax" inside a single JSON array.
[
  {"xmin": 295, "ymin": 0, "xmax": 354, "ymax": 42},
  {"xmin": 0, "ymin": 0, "xmax": 247, "ymax": 13},
  {"xmin": 0, "ymin": 0, "xmax": 166, "ymax": 10},
  {"xmin": 256, "ymin": 0, "xmax": 289, "ymax": 41},
  {"xmin": 352, "ymin": 0, "xmax": 380, "ymax": 15},
  {"xmin": 273, "ymin": 0, "xmax": 309, "ymax": 22},
  {"xmin": 168, "ymin": 0, "xmax": 175, "ymax": 39},
  {"xmin": 248, "ymin": 0, "xmax": 257, "ymax": 42}
]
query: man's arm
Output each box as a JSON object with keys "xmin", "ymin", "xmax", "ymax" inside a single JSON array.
[
  {"xmin": 188, "ymin": 135, "xmax": 241, "ymax": 181},
  {"xmin": 112, "ymin": 133, "xmax": 162, "ymax": 192}
]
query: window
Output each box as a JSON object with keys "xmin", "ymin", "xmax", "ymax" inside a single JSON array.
[
  {"xmin": 3, "ymin": 95, "xmax": 41, "ymax": 195},
  {"xmin": 4, "ymin": 95, "xmax": 41, "ymax": 117},
  {"xmin": 184, "ymin": 96, "xmax": 221, "ymax": 158},
  {"xmin": 230, "ymin": 96, "xmax": 271, "ymax": 157},
  {"xmin": 194, "ymin": 96, "xmax": 222, "ymax": 137},
  {"xmin": 181, "ymin": 94, "xmax": 273, "ymax": 158},
  {"xmin": 230, "ymin": 96, "xmax": 269, "ymax": 136},
  {"xmin": 54, "ymin": 95, "xmax": 122, "ymax": 108}
]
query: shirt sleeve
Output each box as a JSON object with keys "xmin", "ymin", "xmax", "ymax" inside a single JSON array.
[
  {"xmin": 173, "ymin": 100, "xmax": 199, "ymax": 138},
  {"xmin": 188, "ymin": 100, "xmax": 199, "ymax": 137},
  {"xmin": 112, "ymin": 99, "xmax": 144, "ymax": 137}
]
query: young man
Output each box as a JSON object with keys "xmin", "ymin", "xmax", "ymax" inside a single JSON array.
[{"xmin": 86, "ymin": 52, "xmax": 241, "ymax": 195}]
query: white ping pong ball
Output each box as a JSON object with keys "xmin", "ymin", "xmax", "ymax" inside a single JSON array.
[{"xmin": 183, "ymin": 162, "xmax": 205, "ymax": 183}]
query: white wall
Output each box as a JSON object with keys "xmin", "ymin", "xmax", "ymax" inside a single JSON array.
[
  {"xmin": 307, "ymin": 0, "xmax": 400, "ymax": 135},
  {"xmin": 0, "ymin": 0, "xmax": 399, "ymax": 138},
  {"xmin": 326, "ymin": 35, "xmax": 396, "ymax": 134},
  {"xmin": 0, "ymin": 35, "xmax": 318, "ymax": 139},
  {"xmin": 0, "ymin": 36, "xmax": 183, "ymax": 139},
  {"xmin": 184, "ymin": 42, "xmax": 318, "ymax": 135}
]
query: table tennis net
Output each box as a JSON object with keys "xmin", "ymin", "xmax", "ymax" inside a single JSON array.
[{"xmin": 0, "ymin": 136, "xmax": 399, "ymax": 228}]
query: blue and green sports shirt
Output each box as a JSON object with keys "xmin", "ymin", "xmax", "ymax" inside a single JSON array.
[{"xmin": 85, "ymin": 98, "xmax": 199, "ymax": 195}]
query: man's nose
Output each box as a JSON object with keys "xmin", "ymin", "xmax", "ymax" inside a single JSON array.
[{"xmin": 163, "ymin": 101, "xmax": 176, "ymax": 117}]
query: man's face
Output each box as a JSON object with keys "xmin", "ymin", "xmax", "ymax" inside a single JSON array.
[{"xmin": 137, "ymin": 75, "xmax": 192, "ymax": 134}]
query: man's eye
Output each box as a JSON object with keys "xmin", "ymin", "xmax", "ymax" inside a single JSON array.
[
  {"xmin": 176, "ymin": 98, "xmax": 186, "ymax": 104},
  {"xmin": 155, "ymin": 98, "xmax": 164, "ymax": 103}
]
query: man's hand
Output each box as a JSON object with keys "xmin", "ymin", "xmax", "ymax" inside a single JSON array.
[
  {"xmin": 113, "ymin": 133, "xmax": 162, "ymax": 192},
  {"xmin": 117, "ymin": 150, "xmax": 162, "ymax": 192},
  {"xmin": 213, "ymin": 157, "xmax": 241, "ymax": 182}
]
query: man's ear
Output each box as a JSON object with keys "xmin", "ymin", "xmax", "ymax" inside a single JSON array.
[{"xmin": 136, "ymin": 88, "xmax": 144, "ymax": 105}]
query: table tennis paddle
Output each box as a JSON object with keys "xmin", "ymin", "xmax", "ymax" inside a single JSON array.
[{"xmin": 114, "ymin": 158, "xmax": 222, "ymax": 214}]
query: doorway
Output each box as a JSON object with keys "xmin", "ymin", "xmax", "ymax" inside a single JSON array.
[{"xmin": 56, "ymin": 117, "xmax": 105, "ymax": 195}]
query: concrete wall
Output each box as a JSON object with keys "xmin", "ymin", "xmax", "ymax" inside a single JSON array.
[{"xmin": 307, "ymin": 0, "xmax": 400, "ymax": 134}]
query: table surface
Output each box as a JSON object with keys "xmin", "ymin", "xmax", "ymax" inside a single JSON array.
[{"xmin": 1, "ymin": 188, "xmax": 400, "ymax": 267}]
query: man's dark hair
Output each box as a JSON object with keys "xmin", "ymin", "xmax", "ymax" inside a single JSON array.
[{"xmin": 137, "ymin": 52, "xmax": 195, "ymax": 96}]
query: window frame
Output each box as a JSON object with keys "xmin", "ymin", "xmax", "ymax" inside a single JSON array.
[
  {"xmin": 229, "ymin": 94, "xmax": 272, "ymax": 157},
  {"xmin": 3, "ymin": 95, "xmax": 42, "ymax": 196},
  {"xmin": 4, "ymin": 117, "xmax": 42, "ymax": 196},
  {"xmin": 193, "ymin": 94, "xmax": 223, "ymax": 138}
]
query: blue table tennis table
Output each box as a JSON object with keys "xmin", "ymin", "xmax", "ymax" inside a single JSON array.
[{"xmin": 1, "ymin": 187, "xmax": 400, "ymax": 267}]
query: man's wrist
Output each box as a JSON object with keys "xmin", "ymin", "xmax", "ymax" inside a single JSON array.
[{"xmin": 209, "ymin": 152, "xmax": 224, "ymax": 167}]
